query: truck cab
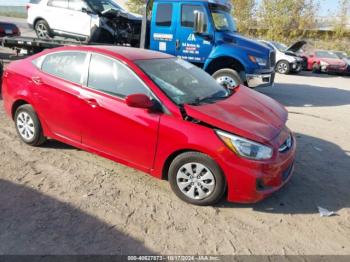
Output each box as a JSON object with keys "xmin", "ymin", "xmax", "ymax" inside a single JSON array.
[{"xmin": 147, "ymin": 0, "xmax": 276, "ymax": 88}]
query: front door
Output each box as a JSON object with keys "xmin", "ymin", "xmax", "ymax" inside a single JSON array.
[
  {"xmin": 80, "ymin": 53, "xmax": 160, "ymax": 170},
  {"xmin": 175, "ymin": 3, "xmax": 214, "ymax": 64}
]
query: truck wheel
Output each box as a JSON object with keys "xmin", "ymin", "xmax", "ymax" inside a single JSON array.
[
  {"xmin": 14, "ymin": 104, "xmax": 46, "ymax": 146},
  {"xmin": 168, "ymin": 152, "xmax": 226, "ymax": 206},
  {"xmin": 35, "ymin": 20, "xmax": 52, "ymax": 39},
  {"xmin": 212, "ymin": 69, "xmax": 242, "ymax": 89},
  {"xmin": 276, "ymin": 61, "xmax": 290, "ymax": 74}
]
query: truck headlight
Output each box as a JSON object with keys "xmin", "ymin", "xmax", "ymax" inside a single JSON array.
[
  {"xmin": 248, "ymin": 55, "xmax": 267, "ymax": 67},
  {"xmin": 320, "ymin": 61, "xmax": 329, "ymax": 66},
  {"xmin": 216, "ymin": 130, "xmax": 273, "ymax": 160}
]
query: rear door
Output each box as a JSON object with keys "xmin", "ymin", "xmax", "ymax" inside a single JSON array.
[
  {"xmin": 150, "ymin": 2, "xmax": 177, "ymax": 55},
  {"xmin": 33, "ymin": 51, "xmax": 88, "ymax": 142},
  {"xmin": 66, "ymin": 0, "xmax": 95, "ymax": 37},
  {"xmin": 45, "ymin": 0, "xmax": 70, "ymax": 31}
]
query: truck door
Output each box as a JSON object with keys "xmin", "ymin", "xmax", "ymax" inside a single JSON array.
[
  {"xmin": 150, "ymin": 2, "xmax": 177, "ymax": 55},
  {"xmin": 175, "ymin": 3, "xmax": 214, "ymax": 64}
]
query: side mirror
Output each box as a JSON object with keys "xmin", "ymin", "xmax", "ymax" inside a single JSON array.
[
  {"xmin": 125, "ymin": 93, "xmax": 154, "ymax": 109},
  {"xmin": 193, "ymin": 11, "xmax": 205, "ymax": 34}
]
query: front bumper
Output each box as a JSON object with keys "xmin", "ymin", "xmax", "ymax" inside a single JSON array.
[
  {"xmin": 246, "ymin": 72, "xmax": 275, "ymax": 88},
  {"xmin": 291, "ymin": 61, "xmax": 302, "ymax": 72},
  {"xmin": 218, "ymin": 130, "xmax": 297, "ymax": 203}
]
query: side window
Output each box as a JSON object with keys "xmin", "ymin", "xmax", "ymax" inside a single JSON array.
[
  {"xmin": 181, "ymin": 5, "xmax": 207, "ymax": 31},
  {"xmin": 47, "ymin": 0, "xmax": 68, "ymax": 8},
  {"xmin": 68, "ymin": 0, "xmax": 88, "ymax": 11},
  {"xmin": 30, "ymin": 0, "xmax": 42, "ymax": 3},
  {"xmin": 156, "ymin": 4, "xmax": 172, "ymax": 27},
  {"xmin": 87, "ymin": 54, "xmax": 148, "ymax": 98},
  {"xmin": 41, "ymin": 52, "xmax": 87, "ymax": 84}
]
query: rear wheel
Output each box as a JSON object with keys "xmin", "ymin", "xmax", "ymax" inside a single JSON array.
[
  {"xmin": 168, "ymin": 152, "xmax": 226, "ymax": 206},
  {"xmin": 35, "ymin": 20, "xmax": 52, "ymax": 39},
  {"xmin": 212, "ymin": 68, "xmax": 242, "ymax": 89},
  {"xmin": 15, "ymin": 104, "xmax": 46, "ymax": 146},
  {"xmin": 276, "ymin": 61, "xmax": 290, "ymax": 74}
]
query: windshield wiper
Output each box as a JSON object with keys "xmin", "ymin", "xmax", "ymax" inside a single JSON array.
[{"xmin": 190, "ymin": 90, "xmax": 233, "ymax": 105}]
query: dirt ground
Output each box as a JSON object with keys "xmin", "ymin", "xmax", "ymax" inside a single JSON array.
[{"xmin": 1, "ymin": 50, "xmax": 350, "ymax": 255}]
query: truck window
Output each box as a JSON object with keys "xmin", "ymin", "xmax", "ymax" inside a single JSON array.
[
  {"xmin": 181, "ymin": 5, "xmax": 207, "ymax": 31},
  {"xmin": 48, "ymin": 0, "xmax": 69, "ymax": 8},
  {"xmin": 156, "ymin": 4, "xmax": 172, "ymax": 27}
]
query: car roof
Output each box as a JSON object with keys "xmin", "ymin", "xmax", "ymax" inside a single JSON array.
[{"xmin": 43, "ymin": 45, "xmax": 173, "ymax": 62}]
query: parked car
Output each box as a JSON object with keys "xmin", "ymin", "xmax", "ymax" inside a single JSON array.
[
  {"xmin": 27, "ymin": 0, "xmax": 141, "ymax": 44},
  {"xmin": 2, "ymin": 46, "xmax": 295, "ymax": 206},
  {"xmin": 333, "ymin": 51, "xmax": 350, "ymax": 75},
  {"xmin": 306, "ymin": 50, "xmax": 348, "ymax": 74},
  {"xmin": 0, "ymin": 22, "xmax": 21, "ymax": 37},
  {"xmin": 260, "ymin": 40, "xmax": 305, "ymax": 74}
]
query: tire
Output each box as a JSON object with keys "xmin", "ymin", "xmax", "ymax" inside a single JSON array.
[
  {"xmin": 168, "ymin": 152, "xmax": 226, "ymax": 206},
  {"xmin": 14, "ymin": 104, "xmax": 46, "ymax": 146},
  {"xmin": 35, "ymin": 20, "xmax": 52, "ymax": 39},
  {"xmin": 276, "ymin": 60, "xmax": 290, "ymax": 74},
  {"xmin": 212, "ymin": 68, "xmax": 242, "ymax": 89},
  {"xmin": 312, "ymin": 63, "xmax": 320, "ymax": 74}
]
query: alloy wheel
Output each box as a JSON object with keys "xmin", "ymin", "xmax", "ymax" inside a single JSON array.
[{"xmin": 16, "ymin": 112, "xmax": 35, "ymax": 141}]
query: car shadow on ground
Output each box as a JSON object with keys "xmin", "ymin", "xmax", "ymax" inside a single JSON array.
[
  {"xmin": 259, "ymin": 82, "xmax": 350, "ymax": 107},
  {"xmin": 42, "ymin": 139, "xmax": 78, "ymax": 150},
  {"xmin": 217, "ymin": 133, "xmax": 350, "ymax": 215},
  {"xmin": 0, "ymin": 179, "xmax": 155, "ymax": 255}
]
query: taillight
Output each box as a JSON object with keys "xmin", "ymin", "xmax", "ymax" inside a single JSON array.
[{"xmin": 26, "ymin": 4, "xmax": 30, "ymax": 11}]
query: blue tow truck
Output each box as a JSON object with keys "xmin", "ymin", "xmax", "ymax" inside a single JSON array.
[{"xmin": 0, "ymin": 0, "xmax": 275, "ymax": 88}]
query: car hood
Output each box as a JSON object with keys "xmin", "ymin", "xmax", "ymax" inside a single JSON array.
[
  {"xmin": 184, "ymin": 85, "xmax": 288, "ymax": 144},
  {"xmin": 286, "ymin": 40, "xmax": 306, "ymax": 53}
]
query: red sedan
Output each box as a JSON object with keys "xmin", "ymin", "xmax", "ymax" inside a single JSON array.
[
  {"xmin": 306, "ymin": 50, "xmax": 348, "ymax": 74},
  {"xmin": 2, "ymin": 46, "xmax": 296, "ymax": 205}
]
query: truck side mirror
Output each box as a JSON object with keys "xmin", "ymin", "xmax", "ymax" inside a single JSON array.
[{"xmin": 193, "ymin": 11, "xmax": 205, "ymax": 34}]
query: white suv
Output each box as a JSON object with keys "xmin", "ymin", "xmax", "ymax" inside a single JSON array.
[
  {"xmin": 27, "ymin": 0, "xmax": 141, "ymax": 44},
  {"xmin": 260, "ymin": 40, "xmax": 306, "ymax": 74}
]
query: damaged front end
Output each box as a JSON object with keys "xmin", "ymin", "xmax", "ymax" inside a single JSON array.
[{"xmin": 91, "ymin": 9, "xmax": 141, "ymax": 46}]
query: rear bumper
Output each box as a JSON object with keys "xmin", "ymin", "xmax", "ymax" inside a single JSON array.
[{"xmin": 246, "ymin": 72, "xmax": 275, "ymax": 88}]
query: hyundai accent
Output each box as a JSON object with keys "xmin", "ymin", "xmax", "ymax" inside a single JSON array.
[{"xmin": 2, "ymin": 46, "xmax": 296, "ymax": 205}]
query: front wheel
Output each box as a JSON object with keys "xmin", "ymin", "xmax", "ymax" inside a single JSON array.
[
  {"xmin": 276, "ymin": 61, "xmax": 290, "ymax": 74},
  {"xmin": 312, "ymin": 63, "xmax": 321, "ymax": 74},
  {"xmin": 168, "ymin": 152, "xmax": 226, "ymax": 206},
  {"xmin": 212, "ymin": 68, "xmax": 242, "ymax": 89}
]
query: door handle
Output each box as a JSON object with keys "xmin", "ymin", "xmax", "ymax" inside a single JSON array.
[
  {"xmin": 79, "ymin": 96, "xmax": 99, "ymax": 108},
  {"xmin": 31, "ymin": 76, "xmax": 42, "ymax": 85},
  {"xmin": 176, "ymin": 39, "xmax": 181, "ymax": 50}
]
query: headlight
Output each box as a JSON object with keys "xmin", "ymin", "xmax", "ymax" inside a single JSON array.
[
  {"xmin": 216, "ymin": 130, "xmax": 273, "ymax": 160},
  {"xmin": 248, "ymin": 55, "xmax": 267, "ymax": 67},
  {"xmin": 320, "ymin": 60, "xmax": 329, "ymax": 66}
]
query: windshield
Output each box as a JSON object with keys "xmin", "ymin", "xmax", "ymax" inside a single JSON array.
[
  {"xmin": 316, "ymin": 51, "xmax": 339, "ymax": 59},
  {"xmin": 135, "ymin": 58, "xmax": 231, "ymax": 106},
  {"xmin": 271, "ymin": 42, "xmax": 288, "ymax": 52},
  {"xmin": 334, "ymin": 52, "xmax": 347, "ymax": 59},
  {"xmin": 210, "ymin": 5, "xmax": 237, "ymax": 32},
  {"xmin": 86, "ymin": 0, "xmax": 123, "ymax": 13}
]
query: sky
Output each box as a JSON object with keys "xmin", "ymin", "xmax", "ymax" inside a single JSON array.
[{"xmin": 0, "ymin": 0, "xmax": 342, "ymax": 16}]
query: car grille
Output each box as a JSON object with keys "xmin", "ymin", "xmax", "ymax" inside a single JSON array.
[{"xmin": 279, "ymin": 134, "xmax": 293, "ymax": 153}]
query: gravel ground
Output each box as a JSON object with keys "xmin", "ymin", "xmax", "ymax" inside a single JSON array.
[{"xmin": 0, "ymin": 16, "xmax": 350, "ymax": 255}]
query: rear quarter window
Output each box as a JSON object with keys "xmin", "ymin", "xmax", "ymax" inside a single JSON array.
[
  {"xmin": 41, "ymin": 51, "xmax": 87, "ymax": 84},
  {"xmin": 30, "ymin": 0, "xmax": 42, "ymax": 3}
]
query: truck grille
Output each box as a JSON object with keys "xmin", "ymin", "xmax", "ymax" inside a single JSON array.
[{"xmin": 269, "ymin": 51, "xmax": 276, "ymax": 68}]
